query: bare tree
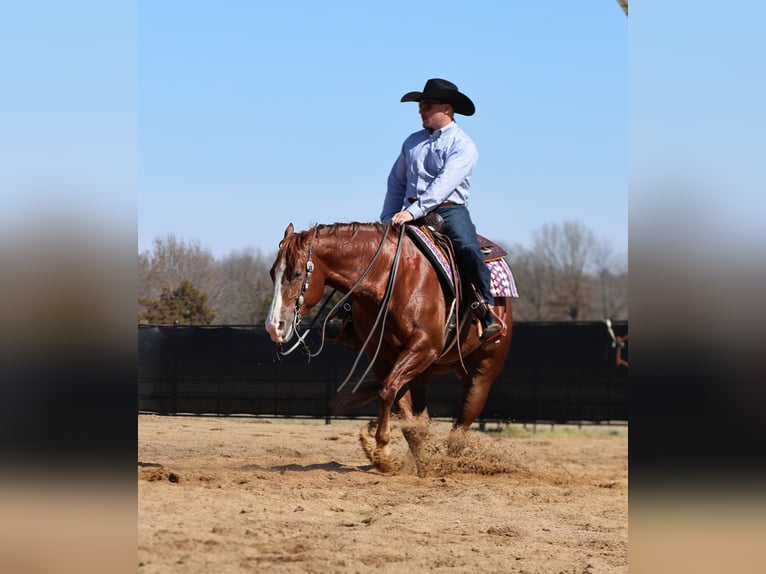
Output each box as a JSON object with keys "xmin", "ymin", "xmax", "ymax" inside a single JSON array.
[
  {"xmin": 216, "ymin": 248, "xmax": 275, "ymax": 324},
  {"xmin": 532, "ymin": 221, "xmax": 599, "ymax": 320},
  {"xmin": 500, "ymin": 221, "xmax": 628, "ymax": 321},
  {"xmin": 502, "ymin": 243, "xmax": 556, "ymax": 321},
  {"xmin": 589, "ymin": 242, "xmax": 628, "ymax": 320}
]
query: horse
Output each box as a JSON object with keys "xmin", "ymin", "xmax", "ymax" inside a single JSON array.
[{"xmin": 265, "ymin": 222, "xmax": 513, "ymax": 474}]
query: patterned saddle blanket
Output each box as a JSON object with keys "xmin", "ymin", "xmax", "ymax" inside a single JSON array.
[{"xmin": 405, "ymin": 225, "xmax": 519, "ymax": 299}]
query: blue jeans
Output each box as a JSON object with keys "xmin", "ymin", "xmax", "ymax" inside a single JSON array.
[{"xmin": 434, "ymin": 204, "xmax": 494, "ymax": 307}]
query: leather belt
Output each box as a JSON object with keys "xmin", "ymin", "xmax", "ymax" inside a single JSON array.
[{"xmin": 407, "ymin": 197, "xmax": 463, "ymax": 207}]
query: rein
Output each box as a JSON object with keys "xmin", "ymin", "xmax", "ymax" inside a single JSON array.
[
  {"xmin": 278, "ymin": 224, "xmax": 398, "ymax": 361},
  {"xmin": 337, "ymin": 223, "xmax": 407, "ymax": 394}
]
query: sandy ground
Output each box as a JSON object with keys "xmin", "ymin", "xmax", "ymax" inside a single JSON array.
[{"xmin": 138, "ymin": 414, "xmax": 627, "ymax": 573}]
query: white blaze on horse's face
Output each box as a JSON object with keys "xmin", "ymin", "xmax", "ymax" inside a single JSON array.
[{"xmin": 265, "ymin": 258, "xmax": 296, "ymax": 343}]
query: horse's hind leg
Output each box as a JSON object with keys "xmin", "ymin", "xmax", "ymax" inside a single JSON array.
[
  {"xmin": 454, "ymin": 377, "xmax": 493, "ymax": 432},
  {"xmin": 448, "ymin": 351, "xmax": 507, "ymax": 455},
  {"xmin": 401, "ymin": 423, "xmax": 429, "ymax": 478},
  {"xmin": 399, "ymin": 374, "xmax": 431, "ymax": 477},
  {"xmin": 447, "ymin": 375, "xmax": 491, "ymax": 457}
]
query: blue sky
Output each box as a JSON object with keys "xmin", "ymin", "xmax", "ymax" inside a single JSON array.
[
  {"xmin": 6, "ymin": 1, "xmax": 762, "ymax": 268},
  {"xmin": 137, "ymin": 1, "xmax": 628, "ymax": 259}
]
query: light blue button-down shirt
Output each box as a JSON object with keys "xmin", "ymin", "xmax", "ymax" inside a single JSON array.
[{"xmin": 380, "ymin": 121, "xmax": 478, "ymax": 222}]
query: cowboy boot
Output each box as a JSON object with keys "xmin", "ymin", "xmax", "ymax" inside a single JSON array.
[
  {"xmin": 469, "ymin": 285, "xmax": 502, "ymax": 343},
  {"xmin": 480, "ymin": 315, "xmax": 501, "ymax": 343}
]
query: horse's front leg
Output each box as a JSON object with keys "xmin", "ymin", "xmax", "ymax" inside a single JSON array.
[
  {"xmin": 371, "ymin": 351, "xmax": 437, "ymax": 473},
  {"xmin": 360, "ymin": 386, "xmax": 424, "ymax": 474},
  {"xmin": 371, "ymin": 384, "xmax": 398, "ymax": 472}
]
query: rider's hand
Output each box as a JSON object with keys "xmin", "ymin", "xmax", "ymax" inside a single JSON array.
[{"xmin": 391, "ymin": 210, "xmax": 414, "ymax": 226}]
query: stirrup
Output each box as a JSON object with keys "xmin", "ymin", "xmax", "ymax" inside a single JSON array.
[{"xmin": 480, "ymin": 323, "xmax": 501, "ymax": 341}]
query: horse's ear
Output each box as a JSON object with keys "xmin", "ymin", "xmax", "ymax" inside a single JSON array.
[
  {"xmin": 309, "ymin": 224, "xmax": 319, "ymax": 242},
  {"xmin": 283, "ymin": 223, "xmax": 294, "ymax": 239}
]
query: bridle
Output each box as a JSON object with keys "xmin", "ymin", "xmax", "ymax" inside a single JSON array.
[
  {"xmin": 293, "ymin": 245, "xmax": 315, "ymax": 327},
  {"xmin": 277, "ymin": 224, "xmax": 407, "ymax": 394},
  {"xmin": 277, "ymin": 244, "xmax": 316, "ymax": 357}
]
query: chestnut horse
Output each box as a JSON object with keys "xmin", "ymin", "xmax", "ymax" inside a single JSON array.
[{"xmin": 265, "ymin": 222, "xmax": 512, "ymax": 473}]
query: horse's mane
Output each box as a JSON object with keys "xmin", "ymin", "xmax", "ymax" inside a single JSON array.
[
  {"xmin": 313, "ymin": 221, "xmax": 387, "ymax": 238},
  {"xmin": 279, "ymin": 222, "xmax": 389, "ymax": 272}
]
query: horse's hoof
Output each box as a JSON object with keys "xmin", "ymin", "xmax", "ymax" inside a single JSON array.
[
  {"xmin": 371, "ymin": 442, "xmax": 398, "ymax": 473},
  {"xmin": 446, "ymin": 430, "xmax": 470, "ymax": 457},
  {"xmin": 359, "ymin": 424, "xmax": 377, "ymax": 464},
  {"xmin": 405, "ymin": 452, "xmax": 427, "ymax": 478},
  {"xmin": 373, "ymin": 453, "xmax": 396, "ymax": 474}
]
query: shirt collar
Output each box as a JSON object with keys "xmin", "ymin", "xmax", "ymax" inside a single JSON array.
[{"xmin": 429, "ymin": 120, "xmax": 456, "ymax": 138}]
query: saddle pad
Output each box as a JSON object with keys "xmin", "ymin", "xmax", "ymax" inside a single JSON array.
[
  {"xmin": 487, "ymin": 258, "xmax": 519, "ymax": 298},
  {"xmin": 406, "ymin": 225, "xmax": 454, "ymax": 291},
  {"xmin": 406, "ymin": 225, "xmax": 519, "ymax": 298}
]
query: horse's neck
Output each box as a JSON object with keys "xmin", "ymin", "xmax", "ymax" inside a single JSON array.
[{"xmin": 316, "ymin": 225, "xmax": 391, "ymax": 297}]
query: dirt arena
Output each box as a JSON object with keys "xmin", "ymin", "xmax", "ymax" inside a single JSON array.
[{"xmin": 138, "ymin": 414, "xmax": 627, "ymax": 573}]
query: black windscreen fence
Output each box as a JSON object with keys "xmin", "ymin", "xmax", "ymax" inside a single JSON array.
[{"xmin": 138, "ymin": 321, "xmax": 627, "ymax": 424}]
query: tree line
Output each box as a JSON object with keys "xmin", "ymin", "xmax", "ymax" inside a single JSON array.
[{"xmin": 137, "ymin": 220, "xmax": 627, "ymax": 325}]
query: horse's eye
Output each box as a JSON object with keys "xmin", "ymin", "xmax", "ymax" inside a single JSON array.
[{"xmin": 289, "ymin": 269, "xmax": 303, "ymax": 281}]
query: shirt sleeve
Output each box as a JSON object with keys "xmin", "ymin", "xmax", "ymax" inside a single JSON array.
[{"xmin": 380, "ymin": 148, "xmax": 407, "ymax": 223}]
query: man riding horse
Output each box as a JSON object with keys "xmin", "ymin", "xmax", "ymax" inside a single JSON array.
[
  {"xmin": 265, "ymin": 79, "xmax": 514, "ymax": 473},
  {"xmin": 380, "ymin": 78, "xmax": 502, "ymax": 345}
]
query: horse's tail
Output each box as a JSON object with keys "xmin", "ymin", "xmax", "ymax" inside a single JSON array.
[{"xmin": 332, "ymin": 375, "xmax": 380, "ymax": 414}]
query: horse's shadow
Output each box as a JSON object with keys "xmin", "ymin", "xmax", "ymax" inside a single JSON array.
[{"xmin": 240, "ymin": 461, "xmax": 374, "ymax": 474}]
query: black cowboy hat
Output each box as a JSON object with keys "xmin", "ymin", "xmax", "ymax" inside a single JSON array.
[{"xmin": 400, "ymin": 78, "xmax": 475, "ymax": 116}]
